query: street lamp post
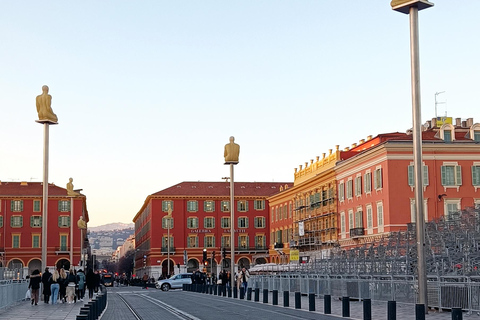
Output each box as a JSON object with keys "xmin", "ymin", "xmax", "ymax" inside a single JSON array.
[
  {"xmin": 391, "ymin": 0, "xmax": 434, "ymax": 311},
  {"xmin": 224, "ymin": 136, "xmax": 240, "ymax": 290}
]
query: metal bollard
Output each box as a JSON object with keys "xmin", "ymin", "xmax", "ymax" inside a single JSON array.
[
  {"xmin": 254, "ymin": 288, "xmax": 260, "ymax": 302},
  {"xmin": 76, "ymin": 315, "xmax": 88, "ymax": 320},
  {"xmin": 415, "ymin": 304, "xmax": 425, "ymax": 320},
  {"xmin": 342, "ymin": 296, "xmax": 350, "ymax": 318},
  {"xmin": 240, "ymin": 287, "xmax": 245, "ymax": 299},
  {"xmin": 387, "ymin": 301, "xmax": 396, "ymax": 320},
  {"xmin": 233, "ymin": 287, "xmax": 238, "ymax": 299},
  {"xmin": 452, "ymin": 307, "xmax": 463, "ymax": 320},
  {"xmin": 213, "ymin": 285, "xmax": 217, "ymax": 295},
  {"xmin": 223, "ymin": 285, "xmax": 227, "ymax": 296},
  {"xmin": 247, "ymin": 287, "xmax": 252, "ymax": 300},
  {"xmin": 263, "ymin": 289, "xmax": 269, "ymax": 303},
  {"xmin": 283, "ymin": 291, "xmax": 289, "ymax": 307},
  {"xmin": 295, "ymin": 292, "xmax": 301, "ymax": 309},
  {"xmin": 228, "ymin": 287, "xmax": 232, "ymax": 297},
  {"xmin": 309, "ymin": 293, "xmax": 315, "ymax": 312},
  {"xmin": 363, "ymin": 299, "xmax": 371, "ymax": 320},
  {"xmin": 272, "ymin": 290, "xmax": 278, "ymax": 306},
  {"xmin": 324, "ymin": 295, "xmax": 331, "ymax": 314}
]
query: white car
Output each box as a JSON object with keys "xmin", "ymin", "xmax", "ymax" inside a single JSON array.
[{"xmin": 155, "ymin": 273, "xmax": 192, "ymax": 291}]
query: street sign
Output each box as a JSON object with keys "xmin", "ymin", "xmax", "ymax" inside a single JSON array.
[{"xmin": 290, "ymin": 249, "xmax": 299, "ymax": 261}]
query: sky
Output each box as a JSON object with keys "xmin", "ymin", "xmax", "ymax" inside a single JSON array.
[{"xmin": 1, "ymin": 1, "xmax": 479, "ymax": 227}]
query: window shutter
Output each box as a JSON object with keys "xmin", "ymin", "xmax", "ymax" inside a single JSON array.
[
  {"xmin": 31, "ymin": 216, "xmax": 34, "ymax": 227},
  {"xmin": 441, "ymin": 166, "xmax": 447, "ymax": 185},
  {"xmin": 212, "ymin": 218, "xmax": 215, "ymax": 228},
  {"xmin": 246, "ymin": 236, "xmax": 249, "ymax": 248},
  {"xmin": 246, "ymin": 201, "xmax": 249, "ymax": 211},
  {"xmin": 237, "ymin": 217, "xmax": 241, "ymax": 228},
  {"xmin": 212, "ymin": 236, "xmax": 215, "ymax": 247},
  {"xmin": 238, "ymin": 236, "xmax": 241, "ymax": 248},
  {"xmin": 20, "ymin": 200, "xmax": 24, "ymax": 211},
  {"xmin": 245, "ymin": 218, "xmax": 249, "ymax": 228},
  {"xmin": 456, "ymin": 166, "xmax": 462, "ymax": 185},
  {"xmin": 10, "ymin": 216, "xmax": 14, "ymax": 226},
  {"xmin": 58, "ymin": 216, "xmax": 62, "ymax": 227},
  {"xmin": 237, "ymin": 201, "xmax": 241, "ymax": 211},
  {"xmin": 473, "ymin": 166, "xmax": 479, "ymax": 186},
  {"xmin": 408, "ymin": 166, "xmax": 414, "ymax": 186},
  {"xmin": 423, "ymin": 166, "xmax": 429, "ymax": 186},
  {"xmin": 10, "ymin": 201, "xmax": 14, "ymax": 211}
]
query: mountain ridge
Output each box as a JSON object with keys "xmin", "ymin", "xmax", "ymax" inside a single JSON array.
[{"xmin": 88, "ymin": 222, "xmax": 134, "ymax": 232}]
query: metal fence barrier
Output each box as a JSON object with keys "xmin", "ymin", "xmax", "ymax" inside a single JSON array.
[
  {"xmin": 250, "ymin": 274, "xmax": 480, "ymax": 314},
  {"xmin": 0, "ymin": 280, "xmax": 29, "ymax": 311}
]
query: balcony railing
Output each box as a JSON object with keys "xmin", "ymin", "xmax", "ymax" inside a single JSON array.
[
  {"xmin": 236, "ymin": 246, "xmax": 268, "ymax": 251},
  {"xmin": 161, "ymin": 247, "xmax": 175, "ymax": 253},
  {"xmin": 274, "ymin": 242, "xmax": 284, "ymax": 249},
  {"xmin": 55, "ymin": 246, "xmax": 69, "ymax": 254},
  {"xmin": 350, "ymin": 227, "xmax": 365, "ymax": 238}
]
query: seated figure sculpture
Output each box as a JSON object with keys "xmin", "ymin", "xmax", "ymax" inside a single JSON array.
[
  {"xmin": 36, "ymin": 85, "xmax": 58, "ymax": 123},
  {"xmin": 224, "ymin": 136, "xmax": 240, "ymax": 164}
]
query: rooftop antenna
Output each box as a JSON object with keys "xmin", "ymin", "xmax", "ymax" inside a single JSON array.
[{"xmin": 435, "ymin": 91, "xmax": 446, "ymax": 118}]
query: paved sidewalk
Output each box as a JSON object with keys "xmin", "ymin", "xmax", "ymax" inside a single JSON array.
[{"xmin": 0, "ymin": 298, "xmax": 86, "ymax": 320}]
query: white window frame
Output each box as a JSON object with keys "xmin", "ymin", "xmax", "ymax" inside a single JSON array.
[
  {"xmin": 441, "ymin": 162, "xmax": 462, "ymax": 191},
  {"xmin": 377, "ymin": 202, "xmax": 384, "ymax": 233},
  {"xmin": 348, "ymin": 210, "xmax": 354, "ymax": 231},
  {"xmin": 364, "ymin": 171, "xmax": 372, "ymax": 194},
  {"xmin": 187, "ymin": 217, "xmax": 198, "ymax": 229},
  {"xmin": 346, "ymin": 179, "xmax": 353, "ymax": 200},
  {"xmin": 187, "ymin": 200, "xmax": 198, "ymax": 212},
  {"xmin": 407, "ymin": 163, "xmax": 429, "ymax": 190},
  {"xmin": 221, "ymin": 217, "xmax": 230, "ymax": 228},
  {"xmin": 374, "ymin": 167, "xmax": 383, "ymax": 190},
  {"xmin": 472, "ymin": 162, "xmax": 480, "ymax": 191},
  {"xmin": 339, "ymin": 181, "xmax": 345, "ymax": 202},
  {"xmin": 340, "ymin": 212, "xmax": 346, "ymax": 238},
  {"xmin": 204, "ymin": 200, "xmax": 215, "ymax": 212},
  {"xmin": 355, "ymin": 175, "xmax": 362, "ymax": 197},
  {"xmin": 409, "ymin": 199, "xmax": 429, "ymax": 223},
  {"xmin": 443, "ymin": 199, "xmax": 461, "ymax": 221},
  {"xmin": 366, "ymin": 205, "xmax": 373, "ymax": 234}
]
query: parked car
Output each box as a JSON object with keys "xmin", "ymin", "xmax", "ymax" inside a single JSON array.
[{"xmin": 156, "ymin": 273, "xmax": 192, "ymax": 291}]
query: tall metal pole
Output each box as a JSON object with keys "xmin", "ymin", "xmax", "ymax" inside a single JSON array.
[
  {"xmin": 70, "ymin": 197, "xmax": 74, "ymax": 267},
  {"xmin": 229, "ymin": 163, "xmax": 235, "ymax": 290},
  {"xmin": 41, "ymin": 123, "xmax": 49, "ymax": 275},
  {"xmin": 410, "ymin": 6, "xmax": 428, "ymax": 309},
  {"xmin": 167, "ymin": 220, "xmax": 170, "ymax": 277}
]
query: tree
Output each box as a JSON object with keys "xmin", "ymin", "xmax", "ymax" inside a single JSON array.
[{"xmin": 117, "ymin": 249, "xmax": 135, "ymax": 276}]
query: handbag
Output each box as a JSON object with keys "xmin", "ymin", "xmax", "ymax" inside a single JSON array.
[{"xmin": 25, "ymin": 289, "xmax": 31, "ymax": 299}]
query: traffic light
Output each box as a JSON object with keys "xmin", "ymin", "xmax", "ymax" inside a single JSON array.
[
  {"xmin": 143, "ymin": 255, "xmax": 147, "ymax": 268},
  {"xmin": 203, "ymin": 248, "xmax": 207, "ymax": 262},
  {"xmin": 222, "ymin": 247, "xmax": 226, "ymax": 259}
]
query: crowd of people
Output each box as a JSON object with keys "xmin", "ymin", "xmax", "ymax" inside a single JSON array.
[
  {"xmin": 191, "ymin": 267, "xmax": 250, "ymax": 291},
  {"xmin": 27, "ymin": 267, "xmax": 102, "ymax": 306}
]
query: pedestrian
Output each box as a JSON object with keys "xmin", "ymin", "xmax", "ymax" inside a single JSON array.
[
  {"xmin": 76, "ymin": 269, "xmax": 86, "ymax": 301},
  {"xmin": 50, "ymin": 270, "xmax": 61, "ymax": 304},
  {"xmin": 59, "ymin": 268, "xmax": 67, "ymax": 303},
  {"xmin": 94, "ymin": 271, "xmax": 101, "ymax": 294},
  {"xmin": 226, "ymin": 271, "xmax": 231, "ymax": 289},
  {"xmin": 86, "ymin": 269, "xmax": 95, "ymax": 300},
  {"xmin": 66, "ymin": 268, "xmax": 77, "ymax": 303},
  {"xmin": 41, "ymin": 267, "xmax": 52, "ymax": 304},
  {"xmin": 142, "ymin": 273, "xmax": 149, "ymax": 289},
  {"xmin": 240, "ymin": 267, "xmax": 250, "ymax": 292},
  {"xmin": 28, "ymin": 269, "xmax": 41, "ymax": 305}
]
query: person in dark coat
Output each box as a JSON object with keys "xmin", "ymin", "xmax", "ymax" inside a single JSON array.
[
  {"xmin": 85, "ymin": 269, "xmax": 95, "ymax": 300},
  {"xmin": 94, "ymin": 271, "xmax": 101, "ymax": 293},
  {"xmin": 41, "ymin": 267, "xmax": 52, "ymax": 303},
  {"xmin": 29, "ymin": 269, "xmax": 42, "ymax": 305}
]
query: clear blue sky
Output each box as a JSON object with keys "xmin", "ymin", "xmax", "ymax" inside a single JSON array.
[{"xmin": 1, "ymin": 1, "xmax": 479, "ymax": 227}]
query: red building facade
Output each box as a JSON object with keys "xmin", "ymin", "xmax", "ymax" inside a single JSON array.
[
  {"xmin": 132, "ymin": 181, "xmax": 291, "ymax": 278},
  {"xmin": 0, "ymin": 181, "xmax": 88, "ymax": 278}
]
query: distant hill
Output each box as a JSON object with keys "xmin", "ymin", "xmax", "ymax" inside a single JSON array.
[{"xmin": 88, "ymin": 222, "xmax": 134, "ymax": 232}]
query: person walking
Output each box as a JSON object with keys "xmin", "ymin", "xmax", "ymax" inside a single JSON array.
[
  {"xmin": 86, "ymin": 269, "xmax": 95, "ymax": 300},
  {"xmin": 142, "ymin": 273, "xmax": 149, "ymax": 289},
  {"xmin": 28, "ymin": 269, "xmax": 41, "ymax": 305},
  {"xmin": 240, "ymin": 267, "xmax": 250, "ymax": 292},
  {"xmin": 41, "ymin": 267, "xmax": 52, "ymax": 304},
  {"xmin": 50, "ymin": 270, "xmax": 61, "ymax": 305},
  {"xmin": 76, "ymin": 269, "xmax": 86, "ymax": 301},
  {"xmin": 59, "ymin": 268, "xmax": 67, "ymax": 303},
  {"xmin": 66, "ymin": 269, "xmax": 77, "ymax": 303},
  {"xmin": 94, "ymin": 271, "xmax": 101, "ymax": 294}
]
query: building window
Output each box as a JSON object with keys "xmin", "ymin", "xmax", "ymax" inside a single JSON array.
[
  {"xmin": 271, "ymin": 208, "xmax": 274, "ymax": 222},
  {"xmin": 204, "ymin": 200, "xmax": 215, "ymax": 212},
  {"xmin": 11, "ymin": 216, "xmax": 23, "ymax": 227},
  {"xmin": 355, "ymin": 176, "xmax": 362, "ymax": 196},
  {"xmin": 408, "ymin": 165, "xmax": 429, "ymax": 187},
  {"xmin": 340, "ymin": 212, "xmax": 346, "ymax": 234},
  {"xmin": 254, "ymin": 199, "xmax": 265, "ymax": 210},
  {"xmin": 221, "ymin": 201, "xmax": 230, "ymax": 212},
  {"xmin": 374, "ymin": 168, "xmax": 383, "ymax": 190},
  {"xmin": 289, "ymin": 203, "xmax": 292, "ymax": 218},
  {"xmin": 254, "ymin": 217, "xmax": 265, "ymax": 228},
  {"xmin": 377, "ymin": 202, "xmax": 384, "ymax": 232},
  {"xmin": 338, "ymin": 182, "xmax": 345, "ymax": 201},
  {"xmin": 204, "ymin": 236, "xmax": 215, "ymax": 248},
  {"xmin": 187, "ymin": 201, "xmax": 198, "ymax": 212},
  {"xmin": 237, "ymin": 200, "xmax": 248, "ymax": 212},
  {"xmin": 444, "ymin": 130, "xmax": 452, "ymax": 142},
  {"xmin": 162, "ymin": 200, "xmax": 173, "ymax": 212},
  {"xmin": 162, "ymin": 236, "xmax": 174, "ymax": 248},
  {"xmin": 364, "ymin": 172, "xmax": 372, "ymax": 194},
  {"xmin": 444, "ymin": 199, "xmax": 460, "ymax": 221},
  {"xmin": 348, "ymin": 210, "xmax": 354, "ymax": 230},
  {"xmin": 238, "ymin": 217, "xmax": 248, "ymax": 228},
  {"xmin": 472, "ymin": 164, "xmax": 480, "ymax": 186},
  {"xmin": 60, "ymin": 234, "xmax": 68, "ymax": 251},
  {"xmin": 441, "ymin": 163, "xmax": 462, "ymax": 186},
  {"xmin": 32, "ymin": 234, "xmax": 40, "ymax": 248},
  {"xmin": 162, "ymin": 217, "xmax": 173, "ymax": 229},
  {"xmin": 31, "ymin": 215, "xmax": 42, "ymax": 228},
  {"xmin": 238, "ymin": 235, "xmax": 248, "ymax": 249},
  {"xmin": 11, "ymin": 200, "xmax": 23, "ymax": 212},
  {"xmin": 221, "ymin": 235, "xmax": 230, "ymax": 248},
  {"xmin": 355, "ymin": 209, "xmax": 363, "ymax": 228},
  {"xmin": 474, "ymin": 130, "xmax": 480, "ymax": 142},
  {"xmin": 58, "ymin": 216, "xmax": 70, "ymax": 227},
  {"xmin": 366, "ymin": 205, "xmax": 373, "ymax": 233},
  {"xmin": 410, "ymin": 199, "xmax": 429, "ymax": 222},
  {"xmin": 204, "ymin": 217, "xmax": 215, "ymax": 229},
  {"xmin": 58, "ymin": 200, "xmax": 70, "ymax": 212},
  {"xmin": 255, "ymin": 235, "xmax": 266, "ymax": 249},
  {"xmin": 33, "ymin": 200, "xmax": 41, "ymax": 212},
  {"xmin": 12, "ymin": 234, "xmax": 20, "ymax": 248},
  {"xmin": 283, "ymin": 205, "xmax": 288, "ymax": 219},
  {"xmin": 221, "ymin": 217, "xmax": 230, "ymax": 228},
  {"xmin": 275, "ymin": 207, "xmax": 278, "ymax": 221},
  {"xmin": 346, "ymin": 180, "xmax": 353, "ymax": 199},
  {"xmin": 0, "ymin": 216, "xmax": 3, "ymax": 227},
  {"xmin": 187, "ymin": 236, "xmax": 198, "ymax": 248},
  {"xmin": 187, "ymin": 217, "xmax": 198, "ymax": 229}
]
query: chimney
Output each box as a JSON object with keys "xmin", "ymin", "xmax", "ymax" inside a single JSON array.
[
  {"xmin": 455, "ymin": 118, "xmax": 461, "ymax": 126},
  {"xmin": 467, "ymin": 118, "xmax": 474, "ymax": 127},
  {"xmin": 367, "ymin": 135, "xmax": 373, "ymax": 140},
  {"xmin": 344, "ymin": 147, "xmax": 350, "ymax": 151},
  {"xmin": 359, "ymin": 139, "xmax": 365, "ymax": 144},
  {"xmin": 351, "ymin": 143, "xmax": 357, "ymax": 148},
  {"xmin": 431, "ymin": 117, "xmax": 437, "ymax": 128},
  {"xmin": 426, "ymin": 120, "xmax": 431, "ymax": 128}
]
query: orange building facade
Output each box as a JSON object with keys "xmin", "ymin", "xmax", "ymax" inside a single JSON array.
[
  {"xmin": 132, "ymin": 181, "xmax": 291, "ymax": 278},
  {"xmin": 0, "ymin": 181, "xmax": 89, "ymax": 278}
]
